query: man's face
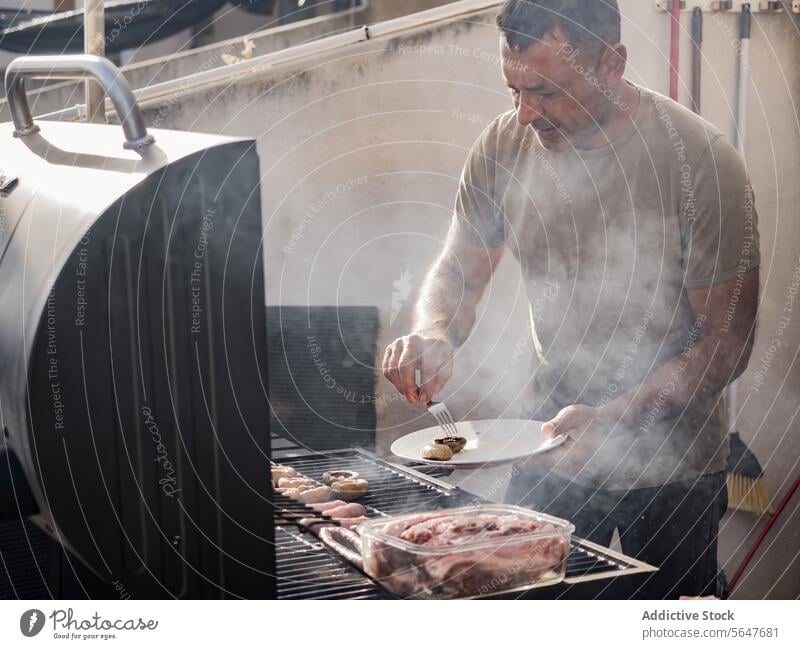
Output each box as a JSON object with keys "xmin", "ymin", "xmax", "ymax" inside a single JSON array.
[{"xmin": 501, "ymin": 30, "xmax": 619, "ymax": 152}]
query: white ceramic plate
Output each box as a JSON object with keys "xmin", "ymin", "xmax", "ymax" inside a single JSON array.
[{"xmin": 390, "ymin": 419, "xmax": 567, "ymax": 468}]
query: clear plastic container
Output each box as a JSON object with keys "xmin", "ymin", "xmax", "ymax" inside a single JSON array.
[{"xmin": 358, "ymin": 504, "xmax": 574, "ymax": 599}]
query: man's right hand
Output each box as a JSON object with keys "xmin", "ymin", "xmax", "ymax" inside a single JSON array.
[
  {"xmin": 381, "ymin": 220, "xmax": 502, "ymax": 407},
  {"xmin": 382, "ymin": 333, "xmax": 454, "ymax": 406}
]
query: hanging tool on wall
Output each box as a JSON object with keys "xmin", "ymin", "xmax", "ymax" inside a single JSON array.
[
  {"xmin": 725, "ymin": 3, "xmax": 772, "ymax": 519},
  {"xmin": 690, "ymin": 7, "xmax": 703, "ymax": 113},
  {"xmin": 668, "ymin": 0, "xmax": 682, "ymax": 101},
  {"xmin": 726, "ymin": 3, "xmax": 753, "ymax": 511},
  {"xmin": 736, "ymin": 3, "xmax": 751, "ymax": 153}
]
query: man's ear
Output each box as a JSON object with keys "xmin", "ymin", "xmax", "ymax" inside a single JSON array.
[{"xmin": 599, "ymin": 43, "xmax": 627, "ymax": 85}]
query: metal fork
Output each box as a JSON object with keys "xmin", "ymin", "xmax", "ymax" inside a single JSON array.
[{"xmin": 428, "ymin": 401, "xmax": 459, "ymax": 437}]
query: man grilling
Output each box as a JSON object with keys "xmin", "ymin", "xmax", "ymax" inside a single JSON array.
[{"xmin": 383, "ymin": 0, "xmax": 759, "ymax": 599}]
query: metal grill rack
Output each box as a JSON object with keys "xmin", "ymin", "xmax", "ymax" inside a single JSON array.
[
  {"xmin": 276, "ymin": 449, "xmax": 467, "ymax": 516},
  {"xmin": 274, "ymin": 527, "xmax": 381, "ymax": 600},
  {"xmin": 271, "ymin": 448, "xmax": 656, "ymax": 599}
]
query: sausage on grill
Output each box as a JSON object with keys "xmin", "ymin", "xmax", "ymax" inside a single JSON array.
[
  {"xmin": 298, "ymin": 486, "xmax": 335, "ymax": 504},
  {"xmin": 325, "ymin": 503, "xmax": 366, "ymax": 519},
  {"xmin": 309, "ymin": 500, "xmax": 347, "ymax": 512}
]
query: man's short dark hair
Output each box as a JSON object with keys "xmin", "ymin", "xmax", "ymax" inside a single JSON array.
[{"xmin": 497, "ymin": 0, "xmax": 621, "ymax": 54}]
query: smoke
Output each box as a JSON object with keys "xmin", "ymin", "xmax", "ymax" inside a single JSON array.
[
  {"xmin": 434, "ymin": 88, "xmax": 750, "ymax": 507},
  {"xmin": 250, "ymin": 10, "xmax": 756, "ymax": 531}
]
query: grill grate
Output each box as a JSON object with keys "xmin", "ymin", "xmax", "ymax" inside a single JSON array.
[
  {"xmin": 275, "ymin": 527, "xmax": 381, "ymax": 599},
  {"xmin": 273, "ymin": 448, "xmax": 470, "ymax": 517},
  {"xmin": 272, "ymin": 448, "xmax": 655, "ymax": 599}
]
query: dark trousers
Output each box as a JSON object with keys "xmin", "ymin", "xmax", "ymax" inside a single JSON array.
[{"xmin": 507, "ymin": 466, "xmax": 727, "ymax": 599}]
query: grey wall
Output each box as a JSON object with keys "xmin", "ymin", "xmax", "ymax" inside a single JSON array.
[
  {"xmin": 0, "ymin": 6, "xmax": 369, "ymax": 119},
  {"xmin": 126, "ymin": 1, "xmax": 798, "ymax": 598},
  {"xmin": 0, "ymin": 0, "xmax": 450, "ymax": 117}
]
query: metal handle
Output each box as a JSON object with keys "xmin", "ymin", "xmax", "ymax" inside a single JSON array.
[{"xmin": 5, "ymin": 55, "xmax": 155, "ymax": 151}]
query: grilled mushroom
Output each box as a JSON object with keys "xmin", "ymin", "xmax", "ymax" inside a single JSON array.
[
  {"xmin": 297, "ymin": 486, "xmax": 335, "ymax": 504},
  {"xmin": 322, "ymin": 470, "xmax": 360, "ymax": 486},
  {"xmin": 434, "ymin": 436, "xmax": 467, "ymax": 453},
  {"xmin": 330, "ymin": 478, "xmax": 369, "ymax": 501},
  {"xmin": 422, "ymin": 443, "xmax": 454, "ymax": 461}
]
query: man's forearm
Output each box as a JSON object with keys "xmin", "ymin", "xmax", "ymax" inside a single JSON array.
[
  {"xmin": 604, "ymin": 331, "xmax": 753, "ymax": 429},
  {"xmin": 603, "ymin": 269, "xmax": 758, "ymax": 431},
  {"xmin": 412, "ymin": 256, "xmax": 480, "ymax": 347}
]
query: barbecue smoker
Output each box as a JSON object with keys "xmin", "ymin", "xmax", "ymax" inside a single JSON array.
[{"xmin": 0, "ymin": 56, "xmax": 274, "ymax": 598}]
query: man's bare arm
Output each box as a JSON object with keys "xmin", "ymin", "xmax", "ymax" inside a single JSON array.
[
  {"xmin": 383, "ymin": 224, "xmax": 504, "ymax": 404},
  {"xmin": 544, "ymin": 268, "xmax": 759, "ymax": 437},
  {"xmin": 413, "ymin": 226, "xmax": 505, "ymax": 344},
  {"xmin": 609, "ymin": 268, "xmax": 758, "ymax": 426}
]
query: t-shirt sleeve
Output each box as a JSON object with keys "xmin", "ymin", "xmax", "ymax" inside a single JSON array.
[
  {"xmin": 453, "ymin": 122, "xmax": 506, "ymax": 248},
  {"xmin": 680, "ymin": 134, "xmax": 760, "ymax": 289}
]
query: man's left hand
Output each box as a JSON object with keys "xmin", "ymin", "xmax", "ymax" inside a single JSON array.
[
  {"xmin": 537, "ymin": 404, "xmax": 618, "ymax": 473},
  {"xmin": 542, "ymin": 404, "xmax": 612, "ymax": 439}
]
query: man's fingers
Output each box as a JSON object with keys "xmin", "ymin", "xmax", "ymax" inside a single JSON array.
[
  {"xmin": 383, "ymin": 342, "xmax": 405, "ymax": 394},
  {"xmin": 397, "ymin": 346, "xmax": 420, "ymax": 402},
  {"xmin": 541, "ymin": 411, "xmax": 563, "ymax": 437},
  {"xmin": 542, "ymin": 407, "xmax": 578, "ymax": 438},
  {"xmin": 383, "ymin": 338, "xmax": 422, "ymax": 402},
  {"xmin": 541, "ymin": 420, "xmax": 559, "ymax": 438},
  {"xmin": 419, "ymin": 363, "xmax": 452, "ymax": 406},
  {"xmin": 418, "ymin": 344, "xmax": 453, "ymax": 405},
  {"xmin": 542, "ymin": 406, "xmax": 596, "ymax": 438},
  {"xmin": 418, "ymin": 363, "xmax": 439, "ymax": 405},
  {"xmin": 418, "ymin": 377, "xmax": 437, "ymax": 406},
  {"xmin": 381, "ymin": 345, "xmax": 393, "ymax": 377},
  {"xmin": 383, "ymin": 336, "xmax": 455, "ymax": 405}
]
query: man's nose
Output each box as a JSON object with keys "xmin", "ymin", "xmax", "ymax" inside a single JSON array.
[{"xmin": 516, "ymin": 94, "xmax": 544, "ymax": 126}]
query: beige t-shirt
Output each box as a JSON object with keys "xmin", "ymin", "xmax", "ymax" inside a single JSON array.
[{"xmin": 454, "ymin": 84, "xmax": 760, "ymax": 490}]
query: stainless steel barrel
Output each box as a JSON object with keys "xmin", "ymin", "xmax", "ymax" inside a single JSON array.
[{"xmin": 0, "ymin": 56, "xmax": 274, "ymax": 598}]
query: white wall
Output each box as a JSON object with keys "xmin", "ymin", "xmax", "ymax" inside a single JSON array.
[{"xmin": 123, "ymin": 0, "xmax": 798, "ymax": 598}]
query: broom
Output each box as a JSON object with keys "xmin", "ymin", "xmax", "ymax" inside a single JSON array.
[
  {"xmin": 724, "ymin": 7, "xmax": 769, "ymax": 517},
  {"xmin": 726, "ymin": 432, "xmax": 773, "ymax": 515}
]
